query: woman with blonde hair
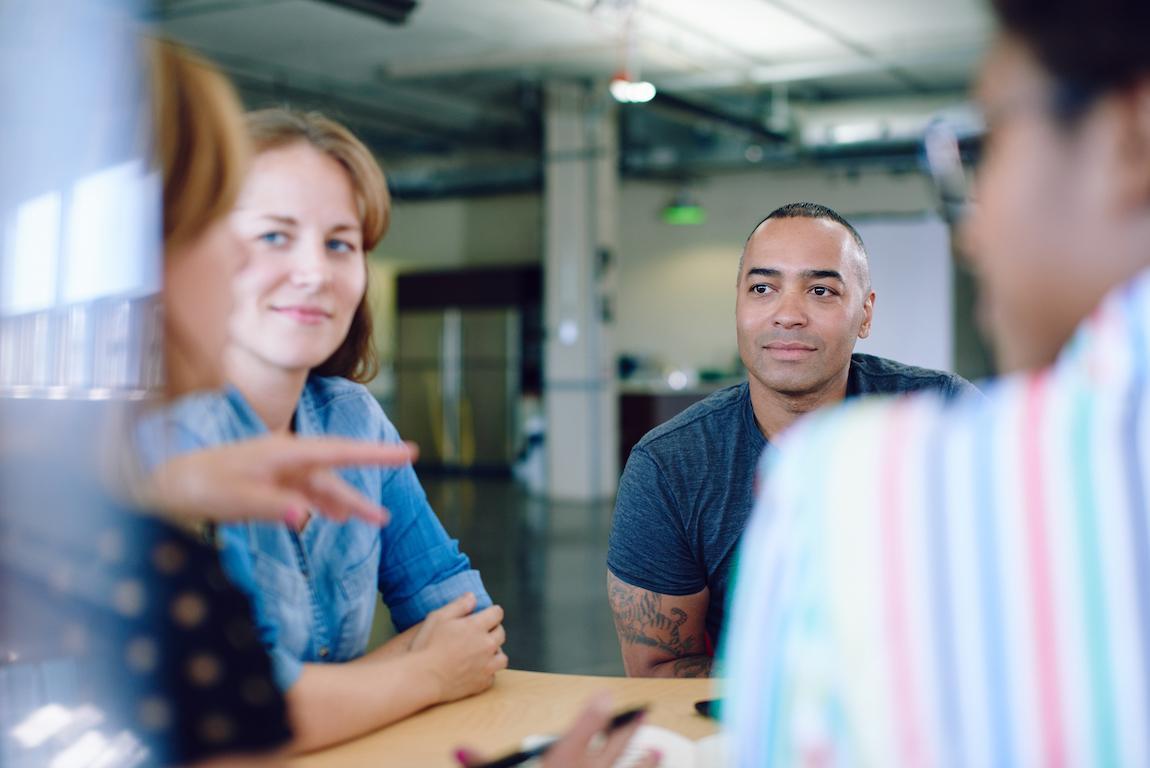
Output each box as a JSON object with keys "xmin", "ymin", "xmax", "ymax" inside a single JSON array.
[
  {"xmin": 150, "ymin": 58, "xmax": 654, "ymax": 768},
  {"xmin": 148, "ymin": 51, "xmax": 416, "ymax": 528},
  {"xmin": 161, "ymin": 108, "xmax": 508, "ymax": 752},
  {"xmin": 143, "ymin": 40, "xmax": 430, "ymax": 765}
]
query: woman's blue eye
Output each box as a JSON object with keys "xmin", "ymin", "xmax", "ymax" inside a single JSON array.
[
  {"xmin": 259, "ymin": 231, "xmax": 288, "ymax": 246},
  {"xmin": 327, "ymin": 239, "xmax": 355, "ymax": 254}
]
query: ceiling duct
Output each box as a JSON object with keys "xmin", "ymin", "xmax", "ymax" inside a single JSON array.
[{"xmin": 315, "ymin": 0, "xmax": 418, "ymax": 25}]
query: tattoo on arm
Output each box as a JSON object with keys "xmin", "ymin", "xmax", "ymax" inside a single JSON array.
[{"xmin": 608, "ymin": 575, "xmax": 709, "ymax": 669}]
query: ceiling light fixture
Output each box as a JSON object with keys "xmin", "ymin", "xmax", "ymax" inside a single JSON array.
[
  {"xmin": 608, "ymin": 0, "xmax": 656, "ymax": 104},
  {"xmin": 609, "ymin": 73, "xmax": 656, "ymax": 103}
]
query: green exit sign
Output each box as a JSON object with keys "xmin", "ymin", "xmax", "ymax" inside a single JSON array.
[{"xmin": 662, "ymin": 205, "xmax": 706, "ymax": 225}]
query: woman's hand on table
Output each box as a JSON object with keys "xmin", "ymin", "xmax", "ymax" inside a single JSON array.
[
  {"xmin": 146, "ymin": 435, "xmax": 418, "ymax": 526},
  {"xmin": 454, "ymin": 692, "xmax": 660, "ymax": 768},
  {"xmin": 409, "ymin": 592, "xmax": 509, "ymax": 703}
]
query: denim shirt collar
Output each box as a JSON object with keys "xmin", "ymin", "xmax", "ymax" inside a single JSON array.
[
  {"xmin": 221, "ymin": 384, "xmax": 268, "ymax": 435},
  {"xmin": 222, "ymin": 376, "xmax": 327, "ymax": 439}
]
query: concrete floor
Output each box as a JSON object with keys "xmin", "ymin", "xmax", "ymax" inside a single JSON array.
[{"xmin": 426, "ymin": 475, "xmax": 625, "ymax": 677}]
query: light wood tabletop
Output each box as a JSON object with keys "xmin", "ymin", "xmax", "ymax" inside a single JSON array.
[{"xmin": 291, "ymin": 669, "xmax": 721, "ymax": 767}]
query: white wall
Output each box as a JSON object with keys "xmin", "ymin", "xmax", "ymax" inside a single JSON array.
[
  {"xmin": 852, "ymin": 217, "xmax": 953, "ymax": 372},
  {"xmin": 367, "ymin": 165, "xmax": 947, "ymax": 387},
  {"xmin": 375, "ymin": 192, "xmax": 542, "ymax": 269}
]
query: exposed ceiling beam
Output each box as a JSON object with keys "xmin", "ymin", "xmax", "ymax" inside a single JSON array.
[
  {"xmin": 226, "ymin": 70, "xmax": 539, "ymax": 154},
  {"xmin": 381, "ymin": 43, "xmax": 620, "ymax": 79},
  {"xmin": 155, "ymin": 0, "xmax": 288, "ymax": 21},
  {"xmin": 173, "ymin": 41, "xmax": 527, "ymax": 127},
  {"xmin": 383, "ymin": 0, "xmax": 761, "ymax": 82},
  {"xmin": 315, "ymin": 0, "xmax": 418, "ymax": 25},
  {"xmin": 656, "ymin": 45, "xmax": 983, "ymax": 92},
  {"xmin": 176, "ymin": 44, "xmax": 538, "ymax": 150},
  {"xmin": 648, "ymin": 92, "xmax": 789, "ymax": 144},
  {"xmin": 379, "ymin": 0, "xmax": 980, "ymax": 98}
]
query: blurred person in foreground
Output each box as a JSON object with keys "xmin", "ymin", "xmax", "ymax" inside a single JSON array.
[
  {"xmin": 1, "ymin": 39, "xmax": 418, "ymax": 767},
  {"xmin": 723, "ymin": 0, "xmax": 1150, "ymax": 764}
]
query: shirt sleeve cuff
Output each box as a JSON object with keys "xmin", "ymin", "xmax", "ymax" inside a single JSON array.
[
  {"xmin": 388, "ymin": 569, "xmax": 492, "ymax": 631},
  {"xmin": 270, "ymin": 646, "xmax": 303, "ymax": 691}
]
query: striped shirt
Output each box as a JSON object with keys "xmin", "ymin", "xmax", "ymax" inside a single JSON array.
[{"xmin": 722, "ymin": 267, "xmax": 1150, "ymax": 767}]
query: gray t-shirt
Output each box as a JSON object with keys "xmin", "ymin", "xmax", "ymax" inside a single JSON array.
[{"xmin": 607, "ymin": 353, "xmax": 977, "ymax": 648}]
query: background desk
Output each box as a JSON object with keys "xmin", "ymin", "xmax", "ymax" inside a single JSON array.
[{"xmin": 292, "ymin": 669, "xmax": 720, "ymax": 767}]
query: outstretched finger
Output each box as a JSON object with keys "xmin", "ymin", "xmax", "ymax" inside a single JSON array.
[
  {"xmin": 301, "ymin": 470, "xmax": 390, "ymax": 526},
  {"xmin": 272, "ymin": 437, "xmax": 419, "ymax": 472}
]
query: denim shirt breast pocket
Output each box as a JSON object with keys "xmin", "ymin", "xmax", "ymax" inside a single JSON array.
[
  {"xmin": 334, "ymin": 535, "xmax": 381, "ymax": 657},
  {"xmin": 249, "ymin": 549, "xmax": 311, "ymax": 661}
]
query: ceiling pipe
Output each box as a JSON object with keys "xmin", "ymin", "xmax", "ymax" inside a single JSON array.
[
  {"xmin": 647, "ymin": 92, "xmax": 789, "ymax": 144},
  {"xmin": 656, "ymin": 45, "xmax": 984, "ymax": 92}
]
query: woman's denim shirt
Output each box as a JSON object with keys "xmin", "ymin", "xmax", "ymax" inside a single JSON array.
[{"xmin": 161, "ymin": 375, "xmax": 491, "ymax": 690}]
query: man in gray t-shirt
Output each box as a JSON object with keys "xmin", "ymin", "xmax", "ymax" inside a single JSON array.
[{"xmin": 607, "ymin": 202, "xmax": 977, "ymax": 677}]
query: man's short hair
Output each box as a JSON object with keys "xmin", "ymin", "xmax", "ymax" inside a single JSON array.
[
  {"xmin": 740, "ymin": 202, "xmax": 870, "ymax": 288},
  {"xmin": 745, "ymin": 202, "xmax": 867, "ymax": 254}
]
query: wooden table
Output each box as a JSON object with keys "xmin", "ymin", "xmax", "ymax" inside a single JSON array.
[{"xmin": 292, "ymin": 669, "xmax": 720, "ymax": 767}]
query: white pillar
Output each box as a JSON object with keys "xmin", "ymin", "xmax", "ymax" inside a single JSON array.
[{"xmin": 543, "ymin": 81, "xmax": 619, "ymax": 501}]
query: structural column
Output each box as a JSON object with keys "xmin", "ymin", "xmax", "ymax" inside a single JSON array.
[{"xmin": 543, "ymin": 81, "xmax": 619, "ymax": 501}]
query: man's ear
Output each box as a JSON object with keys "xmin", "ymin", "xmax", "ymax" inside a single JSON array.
[{"xmin": 858, "ymin": 291, "xmax": 876, "ymax": 339}]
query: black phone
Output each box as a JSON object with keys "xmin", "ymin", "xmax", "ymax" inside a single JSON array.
[{"xmin": 693, "ymin": 698, "xmax": 721, "ymax": 720}]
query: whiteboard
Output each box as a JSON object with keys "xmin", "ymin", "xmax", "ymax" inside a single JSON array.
[{"xmin": 852, "ymin": 216, "xmax": 954, "ymax": 373}]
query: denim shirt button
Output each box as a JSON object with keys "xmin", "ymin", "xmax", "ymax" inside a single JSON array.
[{"xmin": 318, "ymin": 646, "xmax": 330, "ymax": 658}]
